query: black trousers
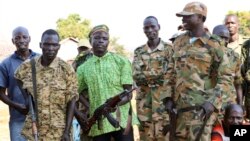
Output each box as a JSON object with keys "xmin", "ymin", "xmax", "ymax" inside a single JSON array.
[{"xmin": 93, "ymin": 128, "xmax": 134, "ymax": 141}]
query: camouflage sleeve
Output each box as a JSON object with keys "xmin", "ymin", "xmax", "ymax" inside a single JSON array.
[
  {"xmin": 161, "ymin": 47, "xmax": 176, "ymax": 100},
  {"xmin": 207, "ymin": 43, "xmax": 225, "ymax": 110},
  {"xmin": 65, "ymin": 64, "xmax": 79, "ymax": 103},
  {"xmin": 132, "ymin": 49, "xmax": 147, "ymax": 85},
  {"xmin": 14, "ymin": 60, "xmax": 32, "ymax": 91}
]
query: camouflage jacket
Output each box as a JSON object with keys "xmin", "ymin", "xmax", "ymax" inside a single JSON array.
[
  {"xmin": 132, "ymin": 39, "xmax": 173, "ymax": 87},
  {"xmin": 162, "ymin": 31, "xmax": 226, "ymax": 110},
  {"xmin": 15, "ymin": 56, "xmax": 78, "ymax": 140}
]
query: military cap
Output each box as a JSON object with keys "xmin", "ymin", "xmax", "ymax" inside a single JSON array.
[
  {"xmin": 176, "ymin": 1, "xmax": 207, "ymax": 17},
  {"xmin": 88, "ymin": 24, "xmax": 109, "ymax": 38},
  {"xmin": 77, "ymin": 39, "xmax": 91, "ymax": 49}
]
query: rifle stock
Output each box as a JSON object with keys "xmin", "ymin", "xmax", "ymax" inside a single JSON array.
[
  {"xmin": 81, "ymin": 88, "xmax": 136, "ymax": 134},
  {"xmin": 28, "ymin": 94, "xmax": 38, "ymax": 141}
]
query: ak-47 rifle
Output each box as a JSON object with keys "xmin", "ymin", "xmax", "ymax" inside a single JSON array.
[
  {"xmin": 28, "ymin": 94, "xmax": 38, "ymax": 141},
  {"xmin": 80, "ymin": 88, "xmax": 136, "ymax": 135}
]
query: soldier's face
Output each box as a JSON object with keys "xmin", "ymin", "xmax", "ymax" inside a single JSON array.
[
  {"xmin": 90, "ymin": 31, "xmax": 109, "ymax": 57},
  {"xmin": 224, "ymin": 16, "xmax": 239, "ymax": 36},
  {"xmin": 40, "ymin": 34, "xmax": 60, "ymax": 61},
  {"xmin": 182, "ymin": 14, "xmax": 201, "ymax": 30},
  {"xmin": 143, "ymin": 18, "xmax": 160, "ymax": 40}
]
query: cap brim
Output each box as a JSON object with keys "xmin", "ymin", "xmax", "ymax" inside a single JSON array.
[{"xmin": 176, "ymin": 11, "xmax": 195, "ymax": 17}]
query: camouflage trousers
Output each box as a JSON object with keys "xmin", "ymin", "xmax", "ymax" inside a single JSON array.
[
  {"xmin": 22, "ymin": 124, "xmax": 65, "ymax": 141},
  {"xmin": 138, "ymin": 120, "xmax": 169, "ymax": 141},
  {"xmin": 175, "ymin": 109, "xmax": 218, "ymax": 141}
]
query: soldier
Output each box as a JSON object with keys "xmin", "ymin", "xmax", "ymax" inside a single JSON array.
[
  {"xmin": 0, "ymin": 26, "xmax": 38, "ymax": 141},
  {"xmin": 163, "ymin": 2, "xmax": 226, "ymax": 141},
  {"xmin": 212, "ymin": 25, "xmax": 243, "ymax": 107},
  {"xmin": 72, "ymin": 39, "xmax": 93, "ymax": 71},
  {"xmin": 15, "ymin": 29, "xmax": 78, "ymax": 140},
  {"xmin": 77, "ymin": 24, "xmax": 138, "ymax": 141},
  {"xmin": 132, "ymin": 16, "xmax": 172, "ymax": 141},
  {"xmin": 72, "ymin": 39, "xmax": 93, "ymax": 141},
  {"xmin": 241, "ymin": 39, "xmax": 250, "ymax": 120},
  {"xmin": 224, "ymin": 14, "xmax": 248, "ymax": 59}
]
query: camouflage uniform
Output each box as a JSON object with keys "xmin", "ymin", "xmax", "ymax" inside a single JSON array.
[
  {"xmin": 72, "ymin": 49, "xmax": 93, "ymax": 71},
  {"xmin": 241, "ymin": 39, "xmax": 250, "ymax": 119},
  {"xmin": 219, "ymin": 46, "xmax": 242, "ymax": 108},
  {"xmin": 15, "ymin": 56, "xmax": 78, "ymax": 140},
  {"xmin": 227, "ymin": 35, "xmax": 248, "ymax": 60},
  {"xmin": 162, "ymin": 31, "xmax": 225, "ymax": 141},
  {"xmin": 133, "ymin": 40, "xmax": 172, "ymax": 141}
]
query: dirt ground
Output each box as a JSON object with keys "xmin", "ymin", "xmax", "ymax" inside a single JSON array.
[
  {"xmin": 0, "ymin": 101, "xmax": 10, "ymax": 141},
  {"xmin": 0, "ymin": 98, "xmax": 139, "ymax": 141}
]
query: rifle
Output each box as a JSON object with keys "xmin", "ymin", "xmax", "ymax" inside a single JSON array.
[
  {"xmin": 162, "ymin": 108, "xmax": 177, "ymax": 141},
  {"xmin": 80, "ymin": 88, "xmax": 136, "ymax": 135},
  {"xmin": 28, "ymin": 94, "xmax": 38, "ymax": 141}
]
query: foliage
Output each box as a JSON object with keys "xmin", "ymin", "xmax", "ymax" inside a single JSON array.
[
  {"xmin": 227, "ymin": 11, "xmax": 250, "ymax": 36},
  {"xmin": 56, "ymin": 14, "xmax": 91, "ymax": 40},
  {"xmin": 109, "ymin": 37, "xmax": 131, "ymax": 58}
]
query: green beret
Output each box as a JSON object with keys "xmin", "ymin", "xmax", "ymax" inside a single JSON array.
[{"xmin": 88, "ymin": 24, "xmax": 109, "ymax": 38}]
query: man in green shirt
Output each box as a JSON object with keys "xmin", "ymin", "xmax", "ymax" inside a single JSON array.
[{"xmin": 77, "ymin": 24, "xmax": 137, "ymax": 141}]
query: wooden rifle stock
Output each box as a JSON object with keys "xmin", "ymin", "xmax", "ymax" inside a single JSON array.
[{"xmin": 28, "ymin": 95, "xmax": 38, "ymax": 141}]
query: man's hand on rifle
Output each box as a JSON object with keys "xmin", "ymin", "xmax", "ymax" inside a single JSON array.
[
  {"xmin": 200, "ymin": 101, "xmax": 214, "ymax": 121},
  {"xmin": 163, "ymin": 97, "xmax": 174, "ymax": 113}
]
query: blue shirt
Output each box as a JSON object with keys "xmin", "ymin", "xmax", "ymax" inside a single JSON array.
[{"xmin": 0, "ymin": 50, "xmax": 38, "ymax": 121}]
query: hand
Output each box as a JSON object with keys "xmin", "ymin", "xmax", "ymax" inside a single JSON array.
[
  {"xmin": 16, "ymin": 103, "xmax": 29, "ymax": 115},
  {"xmin": 163, "ymin": 98, "xmax": 174, "ymax": 113},
  {"xmin": 61, "ymin": 132, "xmax": 70, "ymax": 141},
  {"xmin": 200, "ymin": 101, "xmax": 214, "ymax": 121}
]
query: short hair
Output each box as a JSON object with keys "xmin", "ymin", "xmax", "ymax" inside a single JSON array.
[
  {"xmin": 12, "ymin": 26, "xmax": 29, "ymax": 38},
  {"xmin": 224, "ymin": 104, "xmax": 244, "ymax": 118},
  {"xmin": 224, "ymin": 14, "xmax": 239, "ymax": 23},
  {"xmin": 144, "ymin": 16, "xmax": 159, "ymax": 23},
  {"xmin": 41, "ymin": 29, "xmax": 60, "ymax": 41}
]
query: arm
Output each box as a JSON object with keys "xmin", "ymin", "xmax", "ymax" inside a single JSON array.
[
  {"xmin": 234, "ymin": 56, "xmax": 243, "ymax": 105},
  {"xmin": 0, "ymin": 85, "xmax": 28, "ymax": 115},
  {"xmin": 235, "ymin": 84, "xmax": 243, "ymax": 105},
  {"xmin": 203, "ymin": 44, "xmax": 225, "ymax": 114},
  {"xmin": 132, "ymin": 49, "xmax": 147, "ymax": 85},
  {"xmin": 74, "ymin": 90, "xmax": 89, "ymax": 125},
  {"xmin": 117, "ymin": 84, "xmax": 132, "ymax": 106},
  {"xmin": 62, "ymin": 96, "xmax": 77, "ymax": 140}
]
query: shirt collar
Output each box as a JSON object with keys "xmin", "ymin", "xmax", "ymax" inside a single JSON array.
[
  {"xmin": 36, "ymin": 56, "xmax": 60, "ymax": 69},
  {"xmin": 145, "ymin": 39, "xmax": 165, "ymax": 53},
  {"xmin": 187, "ymin": 31, "xmax": 211, "ymax": 45},
  {"xmin": 13, "ymin": 49, "xmax": 37, "ymax": 60},
  {"xmin": 92, "ymin": 52, "xmax": 111, "ymax": 62}
]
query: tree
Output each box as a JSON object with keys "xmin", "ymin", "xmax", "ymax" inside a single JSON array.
[
  {"xmin": 227, "ymin": 11, "xmax": 250, "ymax": 36},
  {"xmin": 109, "ymin": 37, "xmax": 131, "ymax": 58},
  {"xmin": 56, "ymin": 14, "xmax": 91, "ymax": 40},
  {"xmin": 56, "ymin": 13, "xmax": 131, "ymax": 57}
]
